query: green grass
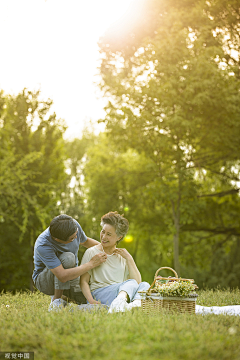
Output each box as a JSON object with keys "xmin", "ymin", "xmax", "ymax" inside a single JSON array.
[{"xmin": 0, "ymin": 289, "xmax": 240, "ymax": 360}]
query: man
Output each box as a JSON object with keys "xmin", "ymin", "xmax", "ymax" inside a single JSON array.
[{"xmin": 32, "ymin": 214, "xmax": 107, "ymax": 311}]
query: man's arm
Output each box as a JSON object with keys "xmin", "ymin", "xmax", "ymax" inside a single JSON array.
[
  {"xmin": 50, "ymin": 252, "xmax": 107, "ymax": 283},
  {"xmin": 82, "ymin": 237, "xmax": 99, "ymax": 248}
]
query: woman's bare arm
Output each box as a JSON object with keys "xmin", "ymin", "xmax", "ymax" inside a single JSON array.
[
  {"xmin": 80, "ymin": 272, "xmax": 100, "ymax": 304},
  {"xmin": 113, "ymin": 248, "xmax": 141, "ymax": 283}
]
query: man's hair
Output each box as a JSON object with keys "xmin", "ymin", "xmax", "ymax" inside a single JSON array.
[
  {"xmin": 49, "ymin": 214, "xmax": 77, "ymax": 242},
  {"xmin": 100, "ymin": 211, "xmax": 129, "ymax": 243}
]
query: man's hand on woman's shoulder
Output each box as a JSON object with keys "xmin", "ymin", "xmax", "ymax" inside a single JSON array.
[{"xmin": 90, "ymin": 253, "xmax": 107, "ymax": 268}]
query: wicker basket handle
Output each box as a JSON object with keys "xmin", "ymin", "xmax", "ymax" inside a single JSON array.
[
  {"xmin": 146, "ymin": 267, "xmax": 178, "ymax": 295},
  {"xmin": 154, "ymin": 267, "xmax": 178, "ymax": 279}
]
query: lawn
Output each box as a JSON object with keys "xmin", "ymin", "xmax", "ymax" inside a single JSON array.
[{"xmin": 0, "ymin": 289, "xmax": 240, "ymax": 360}]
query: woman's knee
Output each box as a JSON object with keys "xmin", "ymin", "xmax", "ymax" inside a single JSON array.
[
  {"xmin": 121, "ymin": 279, "xmax": 139, "ymax": 293},
  {"xmin": 138, "ymin": 281, "xmax": 150, "ymax": 291},
  {"xmin": 125, "ymin": 279, "xmax": 138, "ymax": 287}
]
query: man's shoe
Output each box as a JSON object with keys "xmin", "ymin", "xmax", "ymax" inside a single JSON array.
[
  {"xmin": 108, "ymin": 298, "xmax": 130, "ymax": 313},
  {"xmin": 49, "ymin": 297, "xmax": 68, "ymax": 312}
]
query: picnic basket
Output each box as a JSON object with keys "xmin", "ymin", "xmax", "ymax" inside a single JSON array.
[{"xmin": 138, "ymin": 267, "xmax": 198, "ymax": 314}]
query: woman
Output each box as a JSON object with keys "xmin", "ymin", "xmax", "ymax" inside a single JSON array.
[{"xmin": 80, "ymin": 211, "xmax": 150, "ymax": 312}]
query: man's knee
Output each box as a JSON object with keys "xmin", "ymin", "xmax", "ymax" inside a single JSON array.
[
  {"xmin": 35, "ymin": 268, "xmax": 55, "ymax": 295},
  {"xmin": 59, "ymin": 252, "xmax": 76, "ymax": 269}
]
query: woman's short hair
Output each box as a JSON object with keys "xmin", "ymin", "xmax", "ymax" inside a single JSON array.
[
  {"xmin": 100, "ymin": 211, "xmax": 129, "ymax": 243},
  {"xmin": 49, "ymin": 214, "xmax": 77, "ymax": 242}
]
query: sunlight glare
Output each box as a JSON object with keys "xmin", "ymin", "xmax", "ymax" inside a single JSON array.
[
  {"xmin": 124, "ymin": 235, "xmax": 134, "ymax": 243},
  {"xmin": 0, "ymin": 0, "xmax": 139, "ymax": 138}
]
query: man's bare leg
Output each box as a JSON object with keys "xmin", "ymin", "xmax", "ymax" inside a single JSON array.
[{"xmin": 52, "ymin": 289, "xmax": 64, "ymax": 301}]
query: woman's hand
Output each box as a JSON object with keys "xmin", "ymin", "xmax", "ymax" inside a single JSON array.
[
  {"xmin": 113, "ymin": 248, "xmax": 133, "ymax": 261},
  {"xmin": 89, "ymin": 299, "xmax": 101, "ymax": 305}
]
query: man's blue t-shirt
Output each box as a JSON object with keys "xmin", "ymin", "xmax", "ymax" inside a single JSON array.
[{"xmin": 32, "ymin": 220, "xmax": 87, "ymax": 283}]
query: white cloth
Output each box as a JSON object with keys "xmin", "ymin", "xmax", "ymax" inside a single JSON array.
[
  {"xmin": 196, "ymin": 305, "xmax": 240, "ymax": 316},
  {"xmin": 107, "ymin": 303, "xmax": 240, "ymax": 315}
]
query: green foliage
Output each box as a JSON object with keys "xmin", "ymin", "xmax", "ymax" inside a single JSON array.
[
  {"xmin": 0, "ymin": 89, "xmax": 67, "ymax": 291},
  {"xmin": 58, "ymin": 133, "xmax": 94, "ymax": 221},
  {"xmin": 78, "ymin": 131, "xmax": 240, "ymax": 287},
  {"xmin": 0, "ymin": 291, "xmax": 239, "ymax": 360},
  {"xmin": 96, "ymin": 0, "xmax": 240, "ymax": 284},
  {"xmin": 1, "ymin": 1, "xmax": 240, "ymax": 293}
]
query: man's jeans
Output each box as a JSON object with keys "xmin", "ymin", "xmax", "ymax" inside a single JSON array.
[{"xmin": 35, "ymin": 252, "xmax": 80, "ymax": 296}]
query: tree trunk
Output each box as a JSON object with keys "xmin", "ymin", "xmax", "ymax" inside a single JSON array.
[
  {"xmin": 29, "ymin": 245, "xmax": 34, "ymax": 292},
  {"xmin": 29, "ymin": 231, "xmax": 34, "ymax": 291},
  {"xmin": 171, "ymin": 170, "xmax": 181, "ymax": 276},
  {"xmin": 173, "ymin": 226, "xmax": 180, "ymax": 276},
  {"xmin": 133, "ymin": 238, "xmax": 139, "ymax": 263}
]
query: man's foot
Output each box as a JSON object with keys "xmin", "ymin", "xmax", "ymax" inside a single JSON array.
[
  {"xmin": 48, "ymin": 297, "xmax": 68, "ymax": 312},
  {"xmin": 108, "ymin": 298, "xmax": 130, "ymax": 313}
]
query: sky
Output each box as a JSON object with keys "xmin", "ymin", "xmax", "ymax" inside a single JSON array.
[{"xmin": 0, "ymin": 0, "xmax": 136, "ymax": 139}]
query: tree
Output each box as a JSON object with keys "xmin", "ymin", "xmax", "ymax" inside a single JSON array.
[
  {"xmin": 98, "ymin": 0, "xmax": 240, "ymax": 276},
  {"xmin": 0, "ymin": 89, "xmax": 67, "ymax": 291},
  {"xmin": 82, "ymin": 133, "xmax": 164, "ymax": 281},
  {"xmin": 207, "ymin": 0, "xmax": 240, "ymax": 79}
]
